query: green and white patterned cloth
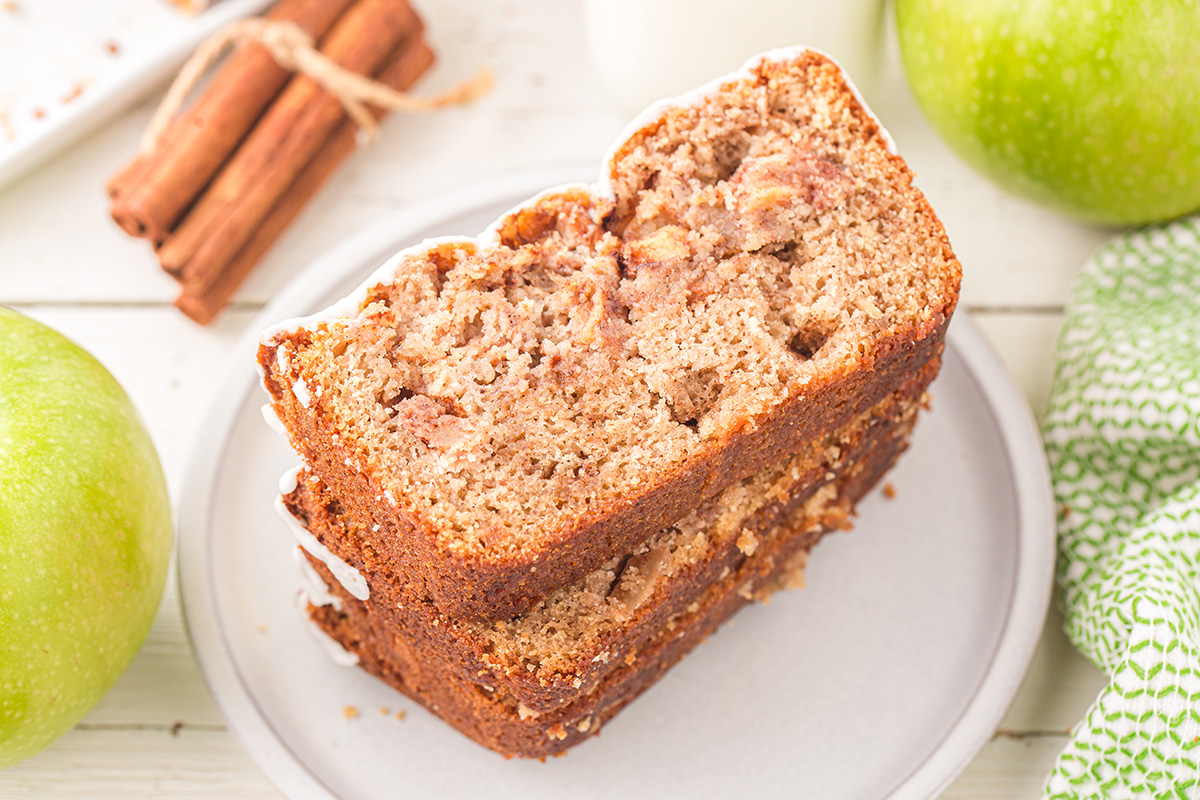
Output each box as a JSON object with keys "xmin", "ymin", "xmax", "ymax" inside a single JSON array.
[{"xmin": 1042, "ymin": 215, "xmax": 1200, "ymax": 798}]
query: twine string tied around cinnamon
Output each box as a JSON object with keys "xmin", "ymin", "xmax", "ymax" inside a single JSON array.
[{"xmin": 141, "ymin": 16, "xmax": 491, "ymax": 155}]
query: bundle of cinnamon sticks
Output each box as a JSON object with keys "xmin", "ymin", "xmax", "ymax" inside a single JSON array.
[{"xmin": 109, "ymin": 0, "xmax": 436, "ymax": 324}]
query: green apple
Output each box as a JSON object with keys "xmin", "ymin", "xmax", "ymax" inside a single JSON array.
[
  {"xmin": 0, "ymin": 307, "xmax": 171, "ymax": 768},
  {"xmin": 896, "ymin": 0, "xmax": 1200, "ymax": 225}
]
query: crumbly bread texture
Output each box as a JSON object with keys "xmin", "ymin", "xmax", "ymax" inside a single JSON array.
[
  {"xmin": 301, "ymin": 385, "xmax": 916, "ymax": 759},
  {"xmin": 259, "ymin": 48, "xmax": 961, "ymax": 621},
  {"xmin": 286, "ymin": 366, "xmax": 927, "ymax": 713}
]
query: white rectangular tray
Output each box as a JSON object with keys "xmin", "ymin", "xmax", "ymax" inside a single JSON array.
[{"xmin": 0, "ymin": 0, "xmax": 271, "ymax": 189}]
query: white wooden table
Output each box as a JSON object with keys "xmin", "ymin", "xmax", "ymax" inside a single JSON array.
[{"xmin": 0, "ymin": 1, "xmax": 1113, "ymax": 796}]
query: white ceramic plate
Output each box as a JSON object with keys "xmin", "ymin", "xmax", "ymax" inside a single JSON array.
[
  {"xmin": 0, "ymin": 0, "xmax": 273, "ymax": 190},
  {"xmin": 178, "ymin": 168, "xmax": 1056, "ymax": 800}
]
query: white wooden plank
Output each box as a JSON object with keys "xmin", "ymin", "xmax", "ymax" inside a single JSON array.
[
  {"xmin": 0, "ymin": 728, "xmax": 282, "ymax": 798},
  {"xmin": 942, "ymin": 735, "xmax": 1067, "ymax": 799}
]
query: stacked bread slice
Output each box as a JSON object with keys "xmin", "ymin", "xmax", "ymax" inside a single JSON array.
[{"xmin": 257, "ymin": 48, "xmax": 961, "ymax": 758}]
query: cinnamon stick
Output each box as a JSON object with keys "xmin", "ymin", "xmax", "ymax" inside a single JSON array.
[
  {"xmin": 159, "ymin": 0, "xmax": 420, "ymax": 290},
  {"xmin": 175, "ymin": 38, "xmax": 435, "ymax": 324},
  {"xmin": 108, "ymin": 0, "xmax": 357, "ymax": 243}
]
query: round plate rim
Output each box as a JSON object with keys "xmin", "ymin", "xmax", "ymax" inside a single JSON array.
[
  {"xmin": 887, "ymin": 313, "xmax": 1055, "ymax": 799},
  {"xmin": 176, "ymin": 167, "xmax": 1056, "ymax": 800}
]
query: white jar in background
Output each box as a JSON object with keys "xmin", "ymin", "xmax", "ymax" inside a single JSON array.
[{"xmin": 584, "ymin": 0, "xmax": 885, "ymax": 116}]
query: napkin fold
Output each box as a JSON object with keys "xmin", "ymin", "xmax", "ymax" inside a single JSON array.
[{"xmin": 1042, "ymin": 215, "xmax": 1200, "ymax": 798}]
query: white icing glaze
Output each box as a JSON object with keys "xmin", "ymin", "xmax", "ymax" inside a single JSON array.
[
  {"xmin": 293, "ymin": 547, "xmax": 344, "ymax": 611},
  {"xmin": 273, "ymin": 485, "xmax": 370, "ymax": 601},
  {"xmin": 261, "ymin": 403, "xmax": 287, "ymax": 437},
  {"xmin": 291, "ymin": 378, "xmax": 311, "ymax": 409},
  {"xmin": 294, "ymin": 590, "xmax": 360, "ymax": 667},
  {"xmin": 278, "ymin": 464, "xmax": 301, "ymax": 495},
  {"xmin": 255, "ymin": 48, "xmax": 894, "ymax": 354}
]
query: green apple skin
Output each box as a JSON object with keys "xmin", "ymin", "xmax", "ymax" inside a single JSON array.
[
  {"xmin": 896, "ymin": 0, "xmax": 1200, "ymax": 225},
  {"xmin": 0, "ymin": 307, "xmax": 171, "ymax": 768}
]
